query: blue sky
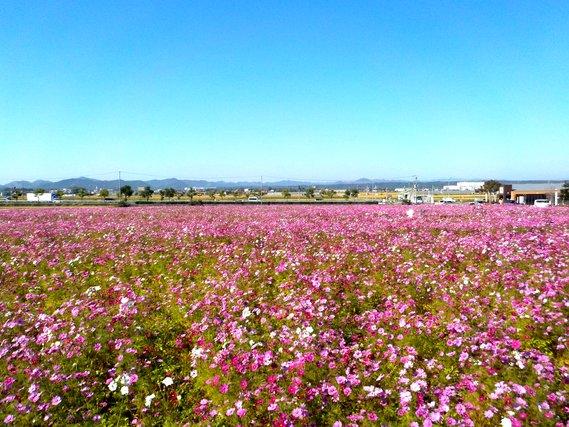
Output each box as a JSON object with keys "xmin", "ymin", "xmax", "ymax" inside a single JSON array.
[{"xmin": 1, "ymin": 1, "xmax": 568, "ymax": 183}]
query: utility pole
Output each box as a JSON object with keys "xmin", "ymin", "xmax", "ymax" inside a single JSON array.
[{"xmin": 118, "ymin": 171, "xmax": 121, "ymax": 200}]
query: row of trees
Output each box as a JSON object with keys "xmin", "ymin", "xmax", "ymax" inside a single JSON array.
[
  {"xmin": 119, "ymin": 186, "xmax": 197, "ymax": 201},
  {"xmin": 303, "ymin": 188, "xmax": 359, "ymax": 199},
  {"xmin": 121, "ymin": 186, "xmax": 362, "ymax": 201},
  {"xmin": 9, "ymin": 185, "xmax": 361, "ymax": 201},
  {"xmin": 8, "ymin": 181, "xmax": 569, "ymax": 203}
]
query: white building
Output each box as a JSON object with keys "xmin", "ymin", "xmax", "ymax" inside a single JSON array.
[
  {"xmin": 442, "ymin": 181, "xmax": 484, "ymax": 192},
  {"xmin": 26, "ymin": 192, "xmax": 56, "ymax": 202}
]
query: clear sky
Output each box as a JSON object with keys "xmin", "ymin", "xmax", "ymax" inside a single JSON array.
[{"xmin": 1, "ymin": 1, "xmax": 568, "ymax": 183}]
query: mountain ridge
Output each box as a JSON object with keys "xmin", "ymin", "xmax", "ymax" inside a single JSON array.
[{"xmin": 1, "ymin": 177, "xmax": 565, "ymax": 192}]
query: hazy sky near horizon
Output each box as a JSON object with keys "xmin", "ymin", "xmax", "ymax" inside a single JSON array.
[{"xmin": 1, "ymin": 1, "xmax": 568, "ymax": 183}]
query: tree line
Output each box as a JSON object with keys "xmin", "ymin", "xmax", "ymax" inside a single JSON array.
[{"xmin": 5, "ymin": 181, "xmax": 569, "ymax": 203}]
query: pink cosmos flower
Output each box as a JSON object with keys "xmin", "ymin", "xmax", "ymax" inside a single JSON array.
[
  {"xmin": 292, "ymin": 407, "xmax": 305, "ymax": 419},
  {"xmin": 455, "ymin": 403, "xmax": 466, "ymax": 416}
]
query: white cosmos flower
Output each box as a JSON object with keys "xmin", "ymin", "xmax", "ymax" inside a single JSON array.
[
  {"xmin": 145, "ymin": 394, "xmax": 155, "ymax": 407},
  {"xmin": 120, "ymin": 386, "xmax": 129, "ymax": 395},
  {"xmin": 400, "ymin": 390, "xmax": 412, "ymax": 403},
  {"xmin": 162, "ymin": 376, "xmax": 173, "ymax": 387},
  {"xmin": 120, "ymin": 373, "xmax": 130, "ymax": 385},
  {"xmin": 501, "ymin": 418, "xmax": 512, "ymax": 427},
  {"xmin": 406, "ymin": 208, "xmax": 414, "ymax": 218},
  {"xmin": 191, "ymin": 347, "xmax": 204, "ymax": 358},
  {"xmin": 108, "ymin": 380, "xmax": 117, "ymax": 392}
]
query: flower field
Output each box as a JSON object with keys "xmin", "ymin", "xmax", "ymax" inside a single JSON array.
[{"xmin": 0, "ymin": 205, "xmax": 568, "ymax": 426}]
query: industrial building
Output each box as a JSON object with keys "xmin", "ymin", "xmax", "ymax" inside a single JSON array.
[
  {"xmin": 442, "ymin": 181, "xmax": 484, "ymax": 192},
  {"xmin": 26, "ymin": 192, "xmax": 56, "ymax": 202}
]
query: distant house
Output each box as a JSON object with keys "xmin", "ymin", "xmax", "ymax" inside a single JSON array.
[
  {"xmin": 26, "ymin": 192, "xmax": 56, "ymax": 202},
  {"xmin": 510, "ymin": 183, "xmax": 563, "ymax": 205}
]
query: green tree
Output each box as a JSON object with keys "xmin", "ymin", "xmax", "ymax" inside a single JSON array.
[
  {"xmin": 99, "ymin": 188, "xmax": 109, "ymax": 199},
  {"xmin": 11, "ymin": 189, "xmax": 23, "ymax": 200},
  {"xmin": 158, "ymin": 189, "xmax": 165, "ymax": 201},
  {"xmin": 349, "ymin": 188, "xmax": 359, "ymax": 198},
  {"xmin": 343, "ymin": 189, "xmax": 350, "ymax": 199},
  {"xmin": 479, "ymin": 180, "xmax": 502, "ymax": 203},
  {"xmin": 120, "ymin": 185, "xmax": 133, "ymax": 200},
  {"xmin": 175, "ymin": 190, "xmax": 184, "ymax": 200},
  {"xmin": 304, "ymin": 188, "xmax": 315, "ymax": 199},
  {"xmin": 323, "ymin": 189, "xmax": 337, "ymax": 199},
  {"xmin": 33, "ymin": 188, "xmax": 45, "ymax": 201},
  {"xmin": 163, "ymin": 188, "xmax": 176, "ymax": 200},
  {"xmin": 207, "ymin": 189, "xmax": 216, "ymax": 200},
  {"xmin": 139, "ymin": 186, "xmax": 154, "ymax": 201},
  {"xmin": 55, "ymin": 190, "xmax": 64, "ymax": 199},
  {"xmin": 186, "ymin": 188, "xmax": 197, "ymax": 201},
  {"xmin": 75, "ymin": 187, "xmax": 88, "ymax": 199},
  {"xmin": 560, "ymin": 181, "xmax": 569, "ymax": 204},
  {"xmin": 283, "ymin": 189, "xmax": 291, "ymax": 199},
  {"xmin": 479, "ymin": 180, "xmax": 501, "ymax": 193}
]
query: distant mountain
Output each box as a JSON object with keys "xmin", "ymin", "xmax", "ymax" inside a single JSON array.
[
  {"xmin": 1, "ymin": 177, "xmax": 565, "ymax": 192},
  {"xmin": 1, "ymin": 176, "xmax": 410, "ymax": 191},
  {"xmin": 4, "ymin": 179, "xmax": 54, "ymax": 189}
]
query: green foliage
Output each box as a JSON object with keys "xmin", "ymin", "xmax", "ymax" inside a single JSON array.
[
  {"xmin": 138, "ymin": 186, "xmax": 154, "ymax": 201},
  {"xmin": 163, "ymin": 188, "xmax": 176, "ymax": 200},
  {"xmin": 480, "ymin": 180, "xmax": 501, "ymax": 193},
  {"xmin": 10, "ymin": 189, "xmax": 23, "ymax": 200},
  {"xmin": 120, "ymin": 185, "xmax": 134, "ymax": 200},
  {"xmin": 76, "ymin": 187, "xmax": 88, "ymax": 199},
  {"xmin": 186, "ymin": 188, "xmax": 197, "ymax": 200},
  {"xmin": 322, "ymin": 189, "xmax": 337, "ymax": 198},
  {"xmin": 560, "ymin": 181, "xmax": 569, "ymax": 203},
  {"xmin": 343, "ymin": 188, "xmax": 359, "ymax": 198}
]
